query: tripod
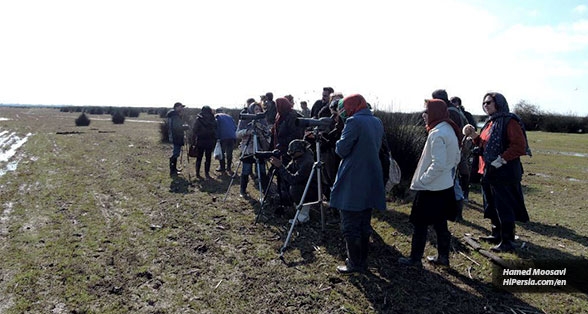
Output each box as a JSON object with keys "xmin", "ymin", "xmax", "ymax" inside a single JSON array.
[
  {"xmin": 223, "ymin": 120, "xmax": 267, "ymax": 207},
  {"xmin": 279, "ymin": 126, "xmax": 326, "ymax": 259}
]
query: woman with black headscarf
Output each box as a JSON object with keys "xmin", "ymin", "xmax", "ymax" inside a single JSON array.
[
  {"xmin": 193, "ymin": 106, "xmax": 218, "ymax": 179},
  {"xmin": 463, "ymin": 92, "xmax": 530, "ymax": 252}
]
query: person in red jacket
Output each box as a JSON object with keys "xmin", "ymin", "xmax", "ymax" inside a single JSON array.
[{"xmin": 463, "ymin": 92, "xmax": 530, "ymax": 252}]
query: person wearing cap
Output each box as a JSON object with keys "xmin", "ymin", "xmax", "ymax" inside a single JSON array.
[
  {"xmin": 166, "ymin": 102, "xmax": 188, "ymax": 176},
  {"xmin": 269, "ymin": 139, "xmax": 318, "ymax": 224},
  {"xmin": 330, "ymin": 94, "xmax": 386, "ymax": 274}
]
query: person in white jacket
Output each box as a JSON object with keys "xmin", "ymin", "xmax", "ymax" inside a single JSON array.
[{"xmin": 398, "ymin": 99, "xmax": 462, "ymax": 267}]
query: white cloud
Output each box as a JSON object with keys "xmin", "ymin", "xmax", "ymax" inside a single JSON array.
[{"xmin": 573, "ymin": 5, "xmax": 587, "ymax": 14}]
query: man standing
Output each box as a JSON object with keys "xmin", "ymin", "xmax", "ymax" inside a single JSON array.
[
  {"xmin": 331, "ymin": 94, "xmax": 386, "ymax": 274},
  {"xmin": 310, "ymin": 87, "xmax": 334, "ymax": 118},
  {"xmin": 166, "ymin": 102, "xmax": 187, "ymax": 177},
  {"xmin": 215, "ymin": 108, "xmax": 237, "ymax": 175},
  {"xmin": 263, "ymin": 92, "xmax": 277, "ymax": 124},
  {"xmin": 300, "ymin": 101, "xmax": 310, "ymax": 118}
]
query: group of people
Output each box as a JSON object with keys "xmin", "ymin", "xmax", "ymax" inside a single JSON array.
[{"xmin": 166, "ymin": 87, "xmax": 531, "ymax": 273}]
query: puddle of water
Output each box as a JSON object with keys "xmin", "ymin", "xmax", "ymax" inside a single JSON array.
[
  {"xmin": 534, "ymin": 150, "xmax": 588, "ymax": 158},
  {"xmin": 0, "ymin": 131, "xmax": 32, "ymax": 177}
]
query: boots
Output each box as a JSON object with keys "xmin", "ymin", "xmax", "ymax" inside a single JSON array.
[
  {"xmin": 360, "ymin": 236, "xmax": 370, "ymax": 270},
  {"xmin": 216, "ymin": 159, "xmax": 225, "ymax": 173},
  {"xmin": 204, "ymin": 159, "xmax": 212, "ymax": 179},
  {"xmin": 480, "ymin": 219, "xmax": 502, "ymax": 244},
  {"xmin": 169, "ymin": 157, "xmax": 178, "ymax": 177},
  {"xmin": 427, "ymin": 229, "xmax": 450, "ymax": 266},
  {"xmin": 195, "ymin": 162, "xmax": 202, "ymax": 179},
  {"xmin": 455, "ymin": 199, "xmax": 464, "ymax": 222},
  {"xmin": 240, "ymin": 175, "xmax": 249, "ymax": 198},
  {"xmin": 337, "ymin": 238, "xmax": 364, "ymax": 274},
  {"xmin": 491, "ymin": 222, "xmax": 516, "ymax": 252},
  {"xmin": 398, "ymin": 225, "xmax": 426, "ymax": 267}
]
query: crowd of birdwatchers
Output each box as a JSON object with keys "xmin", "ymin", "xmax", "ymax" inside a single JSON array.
[{"xmin": 166, "ymin": 87, "xmax": 530, "ymax": 273}]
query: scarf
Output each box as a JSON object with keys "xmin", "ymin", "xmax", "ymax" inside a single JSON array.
[{"xmin": 425, "ymin": 99, "xmax": 463, "ymax": 146}]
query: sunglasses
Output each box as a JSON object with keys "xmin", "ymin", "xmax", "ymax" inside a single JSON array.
[{"xmin": 483, "ymin": 100, "xmax": 494, "ymax": 106}]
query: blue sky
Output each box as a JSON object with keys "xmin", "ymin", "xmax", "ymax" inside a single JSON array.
[{"xmin": 1, "ymin": 0, "xmax": 587, "ymax": 116}]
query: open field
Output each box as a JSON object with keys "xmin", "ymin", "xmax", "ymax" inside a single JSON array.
[{"xmin": 1, "ymin": 107, "xmax": 587, "ymax": 313}]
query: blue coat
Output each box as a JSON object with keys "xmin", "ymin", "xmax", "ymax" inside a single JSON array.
[{"xmin": 330, "ymin": 109, "xmax": 386, "ymax": 211}]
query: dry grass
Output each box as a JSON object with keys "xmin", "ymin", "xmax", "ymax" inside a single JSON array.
[{"xmin": 0, "ymin": 107, "xmax": 587, "ymax": 313}]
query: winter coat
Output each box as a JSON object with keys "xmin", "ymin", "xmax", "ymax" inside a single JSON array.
[
  {"xmin": 193, "ymin": 113, "xmax": 217, "ymax": 149},
  {"xmin": 410, "ymin": 121, "xmax": 461, "ymax": 191},
  {"xmin": 330, "ymin": 108, "xmax": 386, "ymax": 211},
  {"xmin": 166, "ymin": 109, "xmax": 186, "ymax": 145},
  {"xmin": 215, "ymin": 113, "xmax": 237, "ymax": 140},
  {"xmin": 276, "ymin": 150, "xmax": 318, "ymax": 203},
  {"xmin": 274, "ymin": 110, "xmax": 304, "ymax": 156}
]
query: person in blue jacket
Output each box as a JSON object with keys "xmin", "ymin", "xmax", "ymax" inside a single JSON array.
[
  {"xmin": 214, "ymin": 108, "xmax": 237, "ymax": 175},
  {"xmin": 330, "ymin": 94, "xmax": 386, "ymax": 274}
]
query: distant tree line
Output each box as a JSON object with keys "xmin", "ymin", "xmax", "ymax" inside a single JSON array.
[{"xmin": 513, "ymin": 101, "xmax": 587, "ymax": 133}]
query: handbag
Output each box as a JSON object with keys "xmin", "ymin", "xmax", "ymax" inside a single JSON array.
[
  {"xmin": 213, "ymin": 140, "xmax": 223, "ymax": 160},
  {"xmin": 188, "ymin": 144, "xmax": 198, "ymax": 157}
]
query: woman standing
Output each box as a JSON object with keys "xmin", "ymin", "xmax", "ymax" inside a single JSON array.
[
  {"xmin": 193, "ymin": 106, "xmax": 217, "ymax": 179},
  {"xmin": 398, "ymin": 99, "xmax": 461, "ymax": 267},
  {"xmin": 331, "ymin": 94, "xmax": 386, "ymax": 274},
  {"xmin": 463, "ymin": 92, "xmax": 529, "ymax": 252}
]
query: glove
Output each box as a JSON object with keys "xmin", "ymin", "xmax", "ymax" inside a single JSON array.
[{"xmin": 490, "ymin": 156, "xmax": 507, "ymax": 169}]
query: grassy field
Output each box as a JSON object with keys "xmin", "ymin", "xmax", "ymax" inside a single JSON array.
[{"xmin": 0, "ymin": 107, "xmax": 587, "ymax": 313}]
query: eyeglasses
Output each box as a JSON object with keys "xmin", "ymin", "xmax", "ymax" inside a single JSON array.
[{"xmin": 483, "ymin": 100, "xmax": 494, "ymax": 106}]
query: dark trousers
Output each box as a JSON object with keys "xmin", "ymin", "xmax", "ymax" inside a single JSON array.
[
  {"xmin": 218, "ymin": 139, "xmax": 235, "ymax": 170},
  {"xmin": 196, "ymin": 145, "xmax": 214, "ymax": 175},
  {"xmin": 340, "ymin": 209, "xmax": 373, "ymax": 241},
  {"xmin": 410, "ymin": 220, "xmax": 450, "ymax": 260}
]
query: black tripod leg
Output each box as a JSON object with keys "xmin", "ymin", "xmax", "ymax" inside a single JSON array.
[{"xmin": 255, "ymin": 167, "xmax": 277, "ymax": 224}]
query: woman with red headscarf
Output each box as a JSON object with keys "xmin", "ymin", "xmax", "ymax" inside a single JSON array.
[
  {"xmin": 398, "ymin": 99, "xmax": 461, "ymax": 267},
  {"xmin": 330, "ymin": 94, "xmax": 386, "ymax": 274},
  {"xmin": 272, "ymin": 97, "xmax": 304, "ymax": 212}
]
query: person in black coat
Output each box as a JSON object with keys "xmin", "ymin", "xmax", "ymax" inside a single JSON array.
[{"xmin": 192, "ymin": 106, "xmax": 217, "ymax": 179}]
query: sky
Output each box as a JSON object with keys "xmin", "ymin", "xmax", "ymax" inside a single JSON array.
[{"xmin": 1, "ymin": 0, "xmax": 587, "ymax": 116}]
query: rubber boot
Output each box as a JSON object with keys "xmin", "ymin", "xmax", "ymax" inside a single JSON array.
[
  {"xmin": 480, "ymin": 219, "xmax": 502, "ymax": 244},
  {"xmin": 492, "ymin": 222, "xmax": 516, "ymax": 252},
  {"xmin": 455, "ymin": 199, "xmax": 464, "ymax": 222},
  {"xmin": 240, "ymin": 175, "xmax": 249, "ymax": 198},
  {"xmin": 337, "ymin": 238, "xmax": 364, "ymax": 274},
  {"xmin": 360, "ymin": 236, "xmax": 370, "ymax": 270},
  {"xmin": 427, "ymin": 227, "xmax": 450, "ymax": 266},
  {"xmin": 216, "ymin": 159, "xmax": 225, "ymax": 172},
  {"xmin": 398, "ymin": 225, "xmax": 426, "ymax": 267},
  {"xmin": 204, "ymin": 159, "xmax": 212, "ymax": 179},
  {"xmin": 195, "ymin": 162, "xmax": 202, "ymax": 179},
  {"xmin": 169, "ymin": 157, "xmax": 178, "ymax": 177}
]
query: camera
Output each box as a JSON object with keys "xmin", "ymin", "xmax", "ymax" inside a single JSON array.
[
  {"xmin": 239, "ymin": 113, "xmax": 266, "ymax": 121},
  {"xmin": 295, "ymin": 117, "xmax": 333, "ymax": 128},
  {"xmin": 254, "ymin": 149, "xmax": 281, "ymax": 159}
]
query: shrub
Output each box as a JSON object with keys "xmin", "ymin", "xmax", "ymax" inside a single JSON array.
[
  {"xmin": 75, "ymin": 113, "xmax": 91, "ymax": 126},
  {"xmin": 374, "ymin": 111, "xmax": 427, "ymax": 199},
  {"xmin": 112, "ymin": 111, "xmax": 126, "ymax": 124},
  {"xmin": 514, "ymin": 101, "xmax": 542, "ymax": 131}
]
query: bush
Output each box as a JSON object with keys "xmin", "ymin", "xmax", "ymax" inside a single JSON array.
[
  {"xmin": 112, "ymin": 111, "xmax": 126, "ymax": 124},
  {"xmin": 514, "ymin": 101, "xmax": 542, "ymax": 131},
  {"xmin": 75, "ymin": 113, "xmax": 91, "ymax": 126},
  {"xmin": 374, "ymin": 111, "xmax": 427, "ymax": 199}
]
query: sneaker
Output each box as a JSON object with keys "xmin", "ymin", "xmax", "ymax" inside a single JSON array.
[
  {"xmin": 426, "ymin": 255, "xmax": 450, "ymax": 266},
  {"xmin": 215, "ymin": 167, "xmax": 225, "ymax": 172}
]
